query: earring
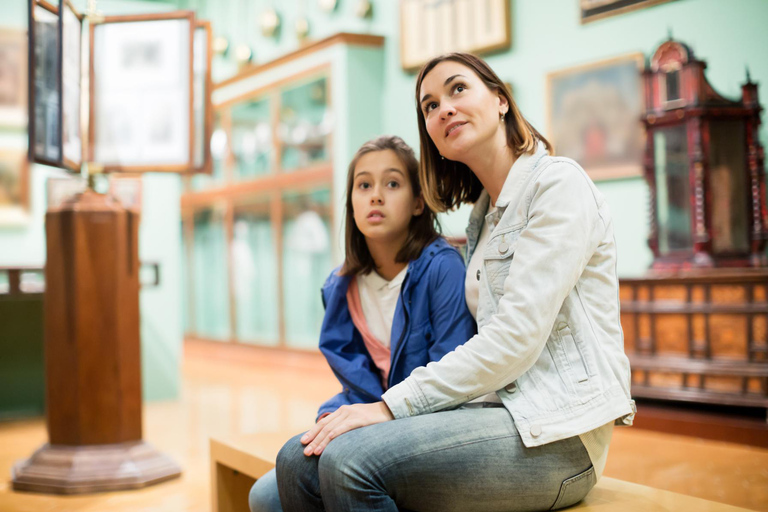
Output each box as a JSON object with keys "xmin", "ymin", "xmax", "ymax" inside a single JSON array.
[{"xmin": 441, "ymin": 155, "xmax": 445, "ymax": 160}]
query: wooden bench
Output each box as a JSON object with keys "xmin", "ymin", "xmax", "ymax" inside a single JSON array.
[{"xmin": 210, "ymin": 433, "xmax": 753, "ymax": 512}]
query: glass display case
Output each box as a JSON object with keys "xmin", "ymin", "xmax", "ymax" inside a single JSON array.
[
  {"xmin": 642, "ymin": 39, "xmax": 767, "ymax": 269},
  {"xmin": 180, "ymin": 33, "xmax": 385, "ymax": 349}
]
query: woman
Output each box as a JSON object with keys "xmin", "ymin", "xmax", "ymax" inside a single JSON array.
[{"xmin": 275, "ymin": 53, "xmax": 635, "ymax": 512}]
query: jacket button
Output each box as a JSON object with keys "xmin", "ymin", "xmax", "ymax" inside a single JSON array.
[
  {"xmin": 530, "ymin": 424, "xmax": 542, "ymax": 437},
  {"xmin": 476, "ymin": 269, "xmax": 481, "ymax": 281},
  {"xmin": 504, "ymin": 383, "xmax": 516, "ymax": 393},
  {"xmin": 499, "ymin": 242, "xmax": 509, "ymax": 253}
]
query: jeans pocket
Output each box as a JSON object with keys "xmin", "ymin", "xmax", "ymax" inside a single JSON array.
[{"xmin": 549, "ymin": 465, "xmax": 596, "ymax": 510}]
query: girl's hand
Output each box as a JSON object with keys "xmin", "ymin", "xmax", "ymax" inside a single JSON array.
[{"xmin": 301, "ymin": 401, "xmax": 394, "ymax": 456}]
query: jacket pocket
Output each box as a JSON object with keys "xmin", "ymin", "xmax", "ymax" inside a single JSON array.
[
  {"xmin": 483, "ymin": 227, "xmax": 523, "ymax": 296},
  {"xmin": 550, "ymin": 465, "xmax": 596, "ymax": 510},
  {"xmin": 555, "ymin": 326, "xmax": 590, "ymax": 385}
]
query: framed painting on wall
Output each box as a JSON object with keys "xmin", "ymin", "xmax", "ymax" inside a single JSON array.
[
  {"xmin": 0, "ymin": 148, "xmax": 30, "ymax": 225},
  {"xmin": 0, "ymin": 28, "xmax": 28, "ymax": 128},
  {"xmin": 400, "ymin": 0, "xmax": 511, "ymax": 72},
  {"xmin": 193, "ymin": 20, "xmax": 213, "ymax": 174},
  {"xmin": 580, "ymin": 0, "xmax": 676, "ymax": 24},
  {"xmin": 108, "ymin": 174, "xmax": 143, "ymax": 212},
  {"xmin": 546, "ymin": 53, "xmax": 645, "ymax": 181},
  {"xmin": 46, "ymin": 174, "xmax": 85, "ymax": 209}
]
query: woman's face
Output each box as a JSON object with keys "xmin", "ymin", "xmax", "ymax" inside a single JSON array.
[{"xmin": 419, "ymin": 61, "xmax": 508, "ymax": 162}]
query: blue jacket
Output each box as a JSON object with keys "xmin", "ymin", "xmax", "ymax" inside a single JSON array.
[{"xmin": 317, "ymin": 237, "xmax": 476, "ymax": 419}]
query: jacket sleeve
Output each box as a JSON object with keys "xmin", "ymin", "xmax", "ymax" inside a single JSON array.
[
  {"xmin": 383, "ymin": 162, "xmax": 603, "ymax": 418},
  {"xmin": 316, "ymin": 273, "xmax": 386, "ymax": 419},
  {"xmin": 426, "ymin": 249, "xmax": 477, "ymax": 361}
]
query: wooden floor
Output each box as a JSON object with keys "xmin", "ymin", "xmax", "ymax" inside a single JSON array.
[{"xmin": 1, "ymin": 339, "xmax": 767, "ymax": 512}]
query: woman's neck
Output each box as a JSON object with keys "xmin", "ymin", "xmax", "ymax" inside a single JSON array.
[
  {"xmin": 463, "ymin": 133, "xmax": 516, "ymax": 206},
  {"xmin": 366, "ymin": 234, "xmax": 408, "ymax": 281}
]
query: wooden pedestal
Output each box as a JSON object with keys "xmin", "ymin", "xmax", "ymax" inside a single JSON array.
[{"xmin": 11, "ymin": 190, "xmax": 181, "ymax": 494}]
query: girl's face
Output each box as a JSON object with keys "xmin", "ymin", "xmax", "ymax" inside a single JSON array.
[
  {"xmin": 351, "ymin": 149, "xmax": 424, "ymax": 244},
  {"xmin": 419, "ymin": 61, "xmax": 508, "ymax": 162}
]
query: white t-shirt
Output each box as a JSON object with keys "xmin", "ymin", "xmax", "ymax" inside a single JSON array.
[{"xmin": 356, "ymin": 265, "xmax": 408, "ymax": 348}]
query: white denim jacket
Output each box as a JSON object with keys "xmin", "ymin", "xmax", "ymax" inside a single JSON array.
[{"xmin": 383, "ymin": 144, "xmax": 635, "ymax": 448}]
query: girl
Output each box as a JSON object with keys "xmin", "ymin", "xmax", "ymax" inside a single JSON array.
[
  {"xmin": 276, "ymin": 54, "xmax": 635, "ymax": 511},
  {"xmin": 248, "ymin": 135, "xmax": 476, "ymax": 512}
]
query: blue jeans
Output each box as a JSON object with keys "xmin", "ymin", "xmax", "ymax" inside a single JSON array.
[
  {"xmin": 249, "ymin": 468, "xmax": 283, "ymax": 512},
  {"xmin": 276, "ymin": 407, "xmax": 596, "ymax": 512}
]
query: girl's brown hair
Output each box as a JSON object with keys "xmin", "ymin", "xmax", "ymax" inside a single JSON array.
[
  {"xmin": 415, "ymin": 52, "xmax": 552, "ymax": 213},
  {"xmin": 340, "ymin": 135, "xmax": 440, "ymax": 276}
]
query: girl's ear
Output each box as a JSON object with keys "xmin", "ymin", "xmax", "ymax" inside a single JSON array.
[
  {"xmin": 498, "ymin": 90, "xmax": 509, "ymax": 115},
  {"xmin": 412, "ymin": 195, "xmax": 425, "ymax": 217}
]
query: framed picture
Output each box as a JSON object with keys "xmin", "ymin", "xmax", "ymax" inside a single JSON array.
[
  {"xmin": 28, "ymin": 0, "xmax": 62, "ymax": 167},
  {"xmin": 89, "ymin": 11, "xmax": 195, "ymax": 172},
  {"xmin": 46, "ymin": 174, "xmax": 85, "ymax": 209},
  {"xmin": 60, "ymin": 0, "xmax": 83, "ymax": 171},
  {"xmin": 400, "ymin": 0, "xmax": 510, "ymax": 72},
  {"xmin": 0, "ymin": 28, "xmax": 28, "ymax": 128},
  {"xmin": 546, "ymin": 53, "xmax": 645, "ymax": 181},
  {"xmin": 0, "ymin": 148, "xmax": 30, "ymax": 225},
  {"xmin": 193, "ymin": 20, "xmax": 213, "ymax": 174},
  {"xmin": 109, "ymin": 174, "xmax": 143, "ymax": 212},
  {"xmin": 580, "ymin": 0, "xmax": 676, "ymax": 24}
]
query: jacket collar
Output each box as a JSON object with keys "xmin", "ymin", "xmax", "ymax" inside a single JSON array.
[{"xmin": 324, "ymin": 237, "xmax": 455, "ymax": 296}]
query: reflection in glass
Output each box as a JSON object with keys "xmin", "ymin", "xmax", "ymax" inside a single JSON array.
[
  {"xmin": 231, "ymin": 98, "xmax": 272, "ymax": 180},
  {"xmin": 709, "ymin": 121, "xmax": 748, "ymax": 254},
  {"xmin": 192, "ymin": 208, "xmax": 231, "ymax": 340},
  {"xmin": 282, "ymin": 189, "xmax": 333, "ymax": 348},
  {"xmin": 654, "ymin": 126, "xmax": 692, "ymax": 254},
  {"xmin": 61, "ymin": 3, "xmax": 81, "ymax": 168},
  {"xmin": 232, "ymin": 201, "xmax": 279, "ymax": 345},
  {"xmin": 32, "ymin": 5, "xmax": 61, "ymax": 162},
  {"xmin": 279, "ymin": 77, "xmax": 331, "ymax": 172}
]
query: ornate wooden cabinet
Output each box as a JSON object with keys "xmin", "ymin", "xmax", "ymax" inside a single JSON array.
[
  {"xmin": 642, "ymin": 39, "xmax": 768, "ymax": 269},
  {"xmin": 622, "ymin": 39, "xmax": 768, "ymax": 416}
]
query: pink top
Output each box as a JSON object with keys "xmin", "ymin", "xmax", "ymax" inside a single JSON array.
[{"xmin": 346, "ymin": 277, "xmax": 392, "ymax": 389}]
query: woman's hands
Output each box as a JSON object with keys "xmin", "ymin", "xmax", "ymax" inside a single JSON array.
[{"xmin": 302, "ymin": 401, "xmax": 394, "ymax": 456}]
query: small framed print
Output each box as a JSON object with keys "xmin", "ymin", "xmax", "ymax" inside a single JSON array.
[
  {"xmin": 0, "ymin": 148, "xmax": 30, "ymax": 225},
  {"xmin": 108, "ymin": 174, "xmax": 143, "ymax": 212},
  {"xmin": 400, "ymin": 0, "xmax": 511, "ymax": 73},
  {"xmin": 89, "ymin": 11, "xmax": 196, "ymax": 173},
  {"xmin": 0, "ymin": 28, "xmax": 28, "ymax": 128},
  {"xmin": 546, "ymin": 53, "xmax": 645, "ymax": 181},
  {"xmin": 580, "ymin": 0, "xmax": 676, "ymax": 24},
  {"xmin": 46, "ymin": 174, "xmax": 85, "ymax": 210}
]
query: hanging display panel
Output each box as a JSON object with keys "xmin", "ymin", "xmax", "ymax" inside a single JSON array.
[
  {"xmin": 60, "ymin": 0, "xmax": 83, "ymax": 171},
  {"xmin": 89, "ymin": 11, "xmax": 195, "ymax": 172},
  {"xmin": 28, "ymin": 0, "xmax": 62, "ymax": 167},
  {"xmin": 193, "ymin": 20, "xmax": 213, "ymax": 174}
]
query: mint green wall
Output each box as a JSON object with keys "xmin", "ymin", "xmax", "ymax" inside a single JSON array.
[
  {"xmin": 185, "ymin": 0, "xmax": 767, "ymax": 277},
  {"xmin": 0, "ymin": 0, "xmax": 182, "ymax": 402}
]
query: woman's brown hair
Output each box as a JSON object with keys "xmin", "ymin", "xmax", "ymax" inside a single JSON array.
[
  {"xmin": 340, "ymin": 135, "xmax": 440, "ymax": 276},
  {"xmin": 415, "ymin": 52, "xmax": 552, "ymax": 213}
]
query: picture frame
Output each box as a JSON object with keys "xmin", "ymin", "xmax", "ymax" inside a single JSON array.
[
  {"xmin": 28, "ymin": 0, "xmax": 63, "ymax": 167},
  {"xmin": 45, "ymin": 174, "xmax": 85, "ymax": 209},
  {"xmin": 108, "ymin": 174, "xmax": 143, "ymax": 212},
  {"xmin": 580, "ymin": 0, "xmax": 676, "ymax": 24},
  {"xmin": 193, "ymin": 20, "xmax": 213, "ymax": 174},
  {"xmin": 60, "ymin": 0, "xmax": 83, "ymax": 171},
  {"xmin": 546, "ymin": 53, "xmax": 645, "ymax": 181},
  {"xmin": 0, "ymin": 148, "xmax": 30, "ymax": 225},
  {"xmin": 400, "ymin": 0, "xmax": 511, "ymax": 73},
  {"xmin": 0, "ymin": 28, "xmax": 28, "ymax": 129},
  {"xmin": 89, "ymin": 11, "xmax": 196, "ymax": 173}
]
